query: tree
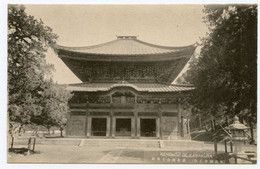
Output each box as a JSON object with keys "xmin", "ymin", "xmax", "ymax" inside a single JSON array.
[
  {"xmin": 8, "ymin": 5, "xmax": 72, "ymax": 137},
  {"xmin": 31, "ymin": 80, "xmax": 72, "ymax": 136},
  {"xmin": 187, "ymin": 5, "xmax": 257, "ymax": 141}
]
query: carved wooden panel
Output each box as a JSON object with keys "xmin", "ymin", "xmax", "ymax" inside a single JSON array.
[
  {"xmin": 112, "ymin": 91, "xmax": 135, "ymax": 103},
  {"xmin": 68, "ymin": 60, "xmax": 178, "ymax": 82},
  {"xmin": 137, "ymin": 97, "xmax": 177, "ymax": 104}
]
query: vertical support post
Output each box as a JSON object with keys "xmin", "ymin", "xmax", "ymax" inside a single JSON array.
[
  {"xmin": 214, "ymin": 141, "xmax": 218, "ymax": 157},
  {"xmin": 134, "ymin": 111, "xmax": 138, "ymax": 138},
  {"xmin": 11, "ymin": 136, "xmax": 14, "ymax": 149},
  {"xmin": 159, "ymin": 111, "xmax": 162, "ymax": 139},
  {"xmin": 87, "ymin": 117, "xmax": 91, "ymax": 137},
  {"xmin": 28, "ymin": 138, "xmax": 31, "ymax": 150},
  {"xmin": 106, "ymin": 117, "xmax": 110, "ymax": 137},
  {"xmin": 230, "ymin": 141, "xmax": 233, "ymax": 153},
  {"xmin": 27, "ymin": 138, "xmax": 31, "ymax": 155},
  {"xmin": 224, "ymin": 140, "xmax": 227, "ymax": 153},
  {"xmin": 214, "ymin": 141, "xmax": 219, "ymax": 163},
  {"xmin": 187, "ymin": 119, "xmax": 191, "ymax": 136},
  {"xmin": 110, "ymin": 95, "xmax": 113, "ymax": 103},
  {"xmin": 112, "ymin": 117, "xmax": 116, "ymax": 138},
  {"xmin": 131, "ymin": 117, "xmax": 135, "ymax": 138},
  {"xmin": 177, "ymin": 102, "xmax": 181, "ymax": 137},
  {"xmin": 32, "ymin": 138, "xmax": 36, "ymax": 153},
  {"xmin": 85, "ymin": 104, "xmax": 89, "ymax": 137},
  {"xmin": 234, "ymin": 156, "xmax": 237, "ymax": 164},
  {"xmin": 137, "ymin": 117, "xmax": 140, "ymax": 138},
  {"xmin": 109, "ymin": 111, "xmax": 113, "ymax": 138},
  {"xmin": 180, "ymin": 116, "xmax": 184, "ymax": 137},
  {"xmin": 156, "ymin": 118, "xmax": 160, "ymax": 138}
]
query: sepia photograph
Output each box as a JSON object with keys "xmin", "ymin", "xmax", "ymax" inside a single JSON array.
[{"xmin": 2, "ymin": 0, "xmax": 258, "ymax": 167}]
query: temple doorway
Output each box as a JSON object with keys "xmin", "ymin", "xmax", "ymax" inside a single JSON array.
[
  {"xmin": 91, "ymin": 118, "xmax": 107, "ymax": 136},
  {"xmin": 115, "ymin": 118, "xmax": 131, "ymax": 136},
  {"xmin": 140, "ymin": 119, "xmax": 156, "ymax": 137}
]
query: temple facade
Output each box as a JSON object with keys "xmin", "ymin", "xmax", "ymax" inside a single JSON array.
[{"xmin": 56, "ymin": 36, "xmax": 196, "ymax": 139}]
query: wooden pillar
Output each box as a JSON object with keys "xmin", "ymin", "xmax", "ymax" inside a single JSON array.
[
  {"xmin": 111, "ymin": 117, "xmax": 116, "ymax": 138},
  {"xmin": 156, "ymin": 118, "xmax": 160, "ymax": 138},
  {"xmin": 109, "ymin": 111, "xmax": 113, "ymax": 138},
  {"xmin": 85, "ymin": 105, "xmax": 89, "ymax": 137},
  {"xmin": 187, "ymin": 119, "xmax": 190, "ymax": 136},
  {"xmin": 180, "ymin": 116, "xmax": 184, "ymax": 137},
  {"xmin": 214, "ymin": 141, "xmax": 218, "ymax": 156},
  {"xmin": 86, "ymin": 117, "xmax": 91, "ymax": 137},
  {"xmin": 134, "ymin": 111, "xmax": 138, "ymax": 138},
  {"xmin": 137, "ymin": 117, "xmax": 140, "ymax": 138},
  {"xmin": 106, "ymin": 117, "xmax": 110, "ymax": 137},
  {"xmin": 110, "ymin": 95, "xmax": 113, "ymax": 103},
  {"xmin": 159, "ymin": 111, "xmax": 162, "ymax": 139},
  {"xmin": 177, "ymin": 102, "xmax": 181, "ymax": 137},
  {"xmin": 131, "ymin": 117, "xmax": 135, "ymax": 138}
]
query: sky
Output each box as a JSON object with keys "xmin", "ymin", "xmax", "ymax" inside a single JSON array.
[{"xmin": 25, "ymin": 4, "xmax": 209, "ymax": 84}]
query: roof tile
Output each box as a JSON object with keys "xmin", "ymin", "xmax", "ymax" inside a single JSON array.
[
  {"xmin": 66, "ymin": 83, "xmax": 194, "ymax": 92},
  {"xmin": 58, "ymin": 38, "xmax": 195, "ymax": 56}
]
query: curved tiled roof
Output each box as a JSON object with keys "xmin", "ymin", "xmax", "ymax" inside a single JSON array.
[
  {"xmin": 66, "ymin": 82, "xmax": 195, "ymax": 92},
  {"xmin": 57, "ymin": 36, "xmax": 196, "ymax": 56}
]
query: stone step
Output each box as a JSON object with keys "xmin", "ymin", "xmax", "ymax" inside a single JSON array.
[
  {"xmin": 11, "ymin": 138, "xmax": 206, "ymax": 149},
  {"xmin": 82, "ymin": 139, "xmax": 206, "ymax": 149},
  {"xmin": 163, "ymin": 140, "xmax": 205, "ymax": 149},
  {"xmin": 83, "ymin": 139, "xmax": 160, "ymax": 148}
]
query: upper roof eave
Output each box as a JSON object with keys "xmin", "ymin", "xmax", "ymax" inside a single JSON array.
[{"xmin": 55, "ymin": 38, "xmax": 197, "ymax": 56}]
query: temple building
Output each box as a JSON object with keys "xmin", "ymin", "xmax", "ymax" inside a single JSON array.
[{"xmin": 56, "ymin": 36, "xmax": 196, "ymax": 139}]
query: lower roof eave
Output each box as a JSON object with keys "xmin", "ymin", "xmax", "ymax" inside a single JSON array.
[{"xmin": 65, "ymin": 82, "xmax": 195, "ymax": 93}]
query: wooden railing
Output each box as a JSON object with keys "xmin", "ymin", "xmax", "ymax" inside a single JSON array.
[{"xmin": 229, "ymin": 152, "xmax": 257, "ymax": 164}]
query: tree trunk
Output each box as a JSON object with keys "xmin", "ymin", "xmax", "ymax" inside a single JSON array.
[
  {"xmin": 60, "ymin": 127, "xmax": 63, "ymax": 137},
  {"xmin": 211, "ymin": 120, "xmax": 215, "ymax": 131},
  {"xmin": 213, "ymin": 119, "xmax": 216, "ymax": 131},
  {"xmin": 225, "ymin": 115, "xmax": 229, "ymax": 127},
  {"xmin": 198, "ymin": 117, "xmax": 202, "ymax": 130},
  {"xmin": 10, "ymin": 135, "xmax": 14, "ymax": 149},
  {"xmin": 239, "ymin": 115, "xmax": 244, "ymax": 124},
  {"xmin": 249, "ymin": 122, "xmax": 255, "ymax": 144},
  {"xmin": 47, "ymin": 127, "xmax": 51, "ymax": 135}
]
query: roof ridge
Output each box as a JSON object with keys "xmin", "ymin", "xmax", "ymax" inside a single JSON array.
[
  {"xmin": 134, "ymin": 39, "xmax": 196, "ymax": 50},
  {"xmin": 57, "ymin": 39, "xmax": 119, "ymax": 50}
]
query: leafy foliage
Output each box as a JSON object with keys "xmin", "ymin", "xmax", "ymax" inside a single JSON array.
[
  {"xmin": 187, "ymin": 5, "xmax": 257, "ymax": 124},
  {"xmin": 31, "ymin": 80, "xmax": 72, "ymax": 130},
  {"xmin": 8, "ymin": 5, "xmax": 72, "ymax": 131}
]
